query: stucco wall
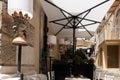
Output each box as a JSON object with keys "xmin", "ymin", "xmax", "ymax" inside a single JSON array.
[
  {"xmin": 30, "ymin": 0, "xmax": 45, "ymax": 73},
  {"xmin": 0, "ymin": 1, "xmax": 16, "ymax": 65}
]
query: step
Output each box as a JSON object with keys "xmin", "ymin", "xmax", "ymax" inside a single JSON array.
[{"xmin": 0, "ymin": 65, "xmax": 34, "ymax": 74}]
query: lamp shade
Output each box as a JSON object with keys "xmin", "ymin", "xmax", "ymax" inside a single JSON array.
[
  {"xmin": 58, "ymin": 38, "xmax": 64, "ymax": 45},
  {"xmin": 12, "ymin": 36, "xmax": 28, "ymax": 46},
  {"xmin": 65, "ymin": 41, "xmax": 70, "ymax": 45},
  {"xmin": 8, "ymin": 0, "xmax": 33, "ymax": 19},
  {"xmin": 47, "ymin": 35, "xmax": 57, "ymax": 45}
]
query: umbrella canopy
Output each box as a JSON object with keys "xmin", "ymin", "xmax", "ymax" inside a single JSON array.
[{"xmin": 40, "ymin": 0, "xmax": 114, "ymax": 40}]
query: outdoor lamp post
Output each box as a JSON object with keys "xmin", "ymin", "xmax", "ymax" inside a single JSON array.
[
  {"xmin": 12, "ymin": 36, "xmax": 28, "ymax": 80},
  {"xmin": 8, "ymin": 0, "xmax": 33, "ymax": 80},
  {"xmin": 47, "ymin": 35, "xmax": 57, "ymax": 80},
  {"xmin": 58, "ymin": 38, "xmax": 65, "ymax": 54}
]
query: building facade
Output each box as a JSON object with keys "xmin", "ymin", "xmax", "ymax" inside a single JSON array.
[{"xmin": 95, "ymin": 1, "xmax": 120, "ymax": 79}]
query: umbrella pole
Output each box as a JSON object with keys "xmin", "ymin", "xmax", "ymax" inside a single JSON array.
[
  {"xmin": 73, "ymin": 27, "xmax": 76, "ymax": 54},
  {"xmin": 73, "ymin": 17, "xmax": 76, "ymax": 54}
]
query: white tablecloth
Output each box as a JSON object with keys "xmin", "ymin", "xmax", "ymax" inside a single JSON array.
[{"xmin": 65, "ymin": 77, "xmax": 90, "ymax": 80}]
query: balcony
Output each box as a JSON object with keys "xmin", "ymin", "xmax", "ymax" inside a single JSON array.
[{"xmin": 97, "ymin": 27, "xmax": 120, "ymax": 45}]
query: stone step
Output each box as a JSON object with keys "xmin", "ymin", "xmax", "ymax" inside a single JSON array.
[{"xmin": 0, "ymin": 65, "xmax": 34, "ymax": 74}]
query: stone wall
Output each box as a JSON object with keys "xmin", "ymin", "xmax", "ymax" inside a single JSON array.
[
  {"xmin": 0, "ymin": 1, "xmax": 16, "ymax": 65},
  {"xmin": 30, "ymin": 0, "xmax": 45, "ymax": 73}
]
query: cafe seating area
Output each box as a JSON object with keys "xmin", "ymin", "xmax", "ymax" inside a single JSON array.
[{"xmin": 0, "ymin": 0, "xmax": 120, "ymax": 80}]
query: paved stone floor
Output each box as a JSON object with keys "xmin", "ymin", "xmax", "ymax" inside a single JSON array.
[{"xmin": 0, "ymin": 73, "xmax": 47, "ymax": 80}]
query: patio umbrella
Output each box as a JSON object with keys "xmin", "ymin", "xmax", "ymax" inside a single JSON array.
[{"xmin": 40, "ymin": 0, "xmax": 115, "ymax": 54}]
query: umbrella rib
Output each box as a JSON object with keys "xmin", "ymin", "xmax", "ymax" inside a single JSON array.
[
  {"xmin": 50, "ymin": 17, "xmax": 72, "ymax": 23},
  {"xmin": 55, "ymin": 18, "xmax": 73, "ymax": 35},
  {"xmin": 45, "ymin": 0, "xmax": 73, "ymax": 16},
  {"xmin": 77, "ymin": 0, "xmax": 110, "ymax": 16},
  {"xmin": 76, "ymin": 10, "xmax": 91, "ymax": 27},
  {"xmin": 78, "ymin": 22, "xmax": 98, "ymax": 28},
  {"xmin": 78, "ymin": 17, "xmax": 101, "ymax": 23},
  {"xmin": 80, "ymin": 23, "xmax": 93, "ymax": 37},
  {"xmin": 55, "ymin": 26, "xmax": 65, "ymax": 36},
  {"xmin": 76, "ymin": 18, "xmax": 98, "ymax": 29},
  {"xmin": 53, "ymin": 22, "xmax": 72, "ymax": 28},
  {"xmin": 60, "ymin": 10, "xmax": 73, "ymax": 26}
]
